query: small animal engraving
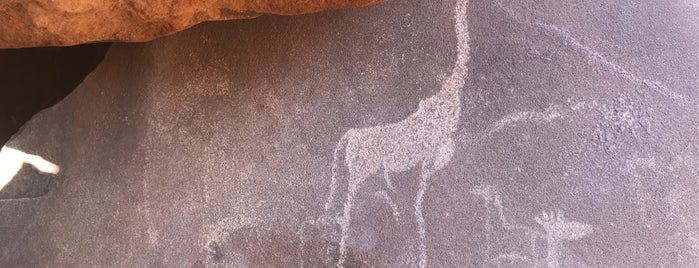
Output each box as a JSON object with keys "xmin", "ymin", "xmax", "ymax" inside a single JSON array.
[{"xmin": 472, "ymin": 185, "xmax": 593, "ymax": 268}]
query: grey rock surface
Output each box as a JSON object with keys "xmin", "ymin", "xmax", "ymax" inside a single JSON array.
[{"xmin": 2, "ymin": 0, "xmax": 699, "ymax": 267}]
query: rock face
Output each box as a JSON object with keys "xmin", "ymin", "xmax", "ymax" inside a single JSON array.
[
  {"xmin": 0, "ymin": 43, "xmax": 110, "ymax": 145},
  {"xmin": 0, "ymin": 0, "xmax": 383, "ymax": 48},
  {"xmin": 2, "ymin": 0, "xmax": 699, "ymax": 267}
]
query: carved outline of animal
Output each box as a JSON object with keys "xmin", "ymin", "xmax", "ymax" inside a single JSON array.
[
  {"xmin": 534, "ymin": 211, "xmax": 593, "ymax": 268},
  {"xmin": 471, "ymin": 185, "xmax": 541, "ymax": 267},
  {"xmin": 323, "ymin": 0, "xmax": 470, "ymax": 267},
  {"xmin": 0, "ymin": 146, "xmax": 59, "ymax": 191},
  {"xmin": 471, "ymin": 185, "xmax": 593, "ymax": 268}
]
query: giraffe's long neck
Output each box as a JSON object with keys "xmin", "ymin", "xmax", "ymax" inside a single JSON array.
[
  {"xmin": 429, "ymin": 0, "xmax": 470, "ymax": 130},
  {"xmin": 447, "ymin": 0, "xmax": 470, "ymax": 99}
]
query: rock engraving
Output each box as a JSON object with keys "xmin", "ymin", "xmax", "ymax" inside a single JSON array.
[
  {"xmin": 323, "ymin": 0, "xmax": 471, "ymax": 267},
  {"xmin": 535, "ymin": 211, "xmax": 593, "ymax": 268},
  {"xmin": 491, "ymin": 0, "xmax": 684, "ymax": 102},
  {"xmin": 471, "ymin": 185, "xmax": 593, "ymax": 268}
]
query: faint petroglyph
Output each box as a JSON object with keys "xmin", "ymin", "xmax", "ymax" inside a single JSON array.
[
  {"xmin": 488, "ymin": 100, "xmax": 600, "ymax": 134},
  {"xmin": 374, "ymin": 190, "xmax": 401, "ymax": 221},
  {"xmin": 495, "ymin": 253, "xmax": 534, "ymax": 267},
  {"xmin": 622, "ymin": 157, "xmax": 659, "ymax": 227},
  {"xmin": 622, "ymin": 155, "xmax": 699, "ymax": 261},
  {"xmin": 202, "ymin": 216, "xmax": 258, "ymax": 265},
  {"xmin": 676, "ymin": 155, "xmax": 699, "ymax": 183},
  {"xmin": 322, "ymin": 1, "xmax": 471, "ymax": 267},
  {"xmin": 489, "ymin": 97, "xmax": 654, "ymax": 152},
  {"xmin": 665, "ymin": 185, "xmax": 699, "ymax": 264},
  {"xmin": 623, "ymin": 156, "xmax": 697, "ymax": 222},
  {"xmin": 471, "ymin": 185, "xmax": 593, "ymax": 268},
  {"xmin": 538, "ymin": 24, "xmax": 684, "ymax": 102},
  {"xmin": 594, "ymin": 98, "xmax": 654, "ymax": 152},
  {"xmin": 489, "ymin": 103, "xmax": 568, "ymax": 134},
  {"xmin": 673, "ymin": 166, "xmax": 699, "ymax": 264},
  {"xmin": 137, "ymin": 205, "xmax": 160, "ymax": 246},
  {"xmin": 535, "ymin": 211, "xmax": 593, "ymax": 268},
  {"xmin": 471, "ymin": 185, "xmax": 541, "ymax": 267},
  {"xmin": 689, "ymin": 233, "xmax": 699, "ymax": 263},
  {"xmin": 393, "ymin": 245, "xmax": 422, "ymax": 267},
  {"xmin": 491, "ymin": 1, "xmax": 684, "ymax": 102},
  {"xmin": 204, "ymin": 216, "xmax": 258, "ymax": 247},
  {"xmin": 0, "ymin": 146, "xmax": 59, "ymax": 192},
  {"xmin": 297, "ymin": 216, "xmax": 342, "ymax": 267}
]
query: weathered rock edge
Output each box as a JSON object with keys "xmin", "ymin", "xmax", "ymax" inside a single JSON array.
[{"xmin": 0, "ymin": 0, "xmax": 384, "ymax": 48}]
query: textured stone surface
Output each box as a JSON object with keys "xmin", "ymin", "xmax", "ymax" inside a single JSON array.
[
  {"xmin": 2, "ymin": 0, "xmax": 699, "ymax": 267},
  {"xmin": 0, "ymin": 0, "xmax": 383, "ymax": 48}
]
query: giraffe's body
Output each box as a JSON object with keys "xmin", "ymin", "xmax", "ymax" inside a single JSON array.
[
  {"xmin": 343, "ymin": 88, "xmax": 461, "ymax": 183},
  {"xmin": 324, "ymin": 1, "xmax": 470, "ymax": 267}
]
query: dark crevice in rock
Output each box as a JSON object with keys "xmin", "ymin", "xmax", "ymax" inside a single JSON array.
[{"xmin": 0, "ymin": 43, "xmax": 111, "ymax": 146}]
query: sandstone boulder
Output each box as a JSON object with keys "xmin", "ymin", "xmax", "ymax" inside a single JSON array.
[
  {"xmin": 0, "ymin": 0, "xmax": 383, "ymax": 48},
  {"xmin": 1, "ymin": 0, "xmax": 699, "ymax": 266}
]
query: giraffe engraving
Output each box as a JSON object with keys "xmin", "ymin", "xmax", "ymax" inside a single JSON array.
[
  {"xmin": 535, "ymin": 211, "xmax": 593, "ymax": 268},
  {"xmin": 323, "ymin": 0, "xmax": 470, "ymax": 267}
]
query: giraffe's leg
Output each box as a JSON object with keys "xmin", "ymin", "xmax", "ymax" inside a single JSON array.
[
  {"xmin": 374, "ymin": 190, "xmax": 400, "ymax": 221},
  {"xmin": 546, "ymin": 239, "xmax": 561, "ymax": 268},
  {"xmin": 337, "ymin": 178, "xmax": 360, "ymax": 268},
  {"xmin": 325, "ymin": 182, "xmax": 338, "ymax": 213},
  {"xmin": 434, "ymin": 139, "xmax": 456, "ymax": 171},
  {"xmin": 528, "ymin": 231, "xmax": 540, "ymax": 267},
  {"xmin": 415, "ymin": 162, "xmax": 435, "ymax": 268},
  {"xmin": 383, "ymin": 163, "xmax": 396, "ymax": 192}
]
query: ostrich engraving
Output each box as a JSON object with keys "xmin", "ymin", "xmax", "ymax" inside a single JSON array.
[{"xmin": 323, "ymin": 0, "xmax": 470, "ymax": 267}]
